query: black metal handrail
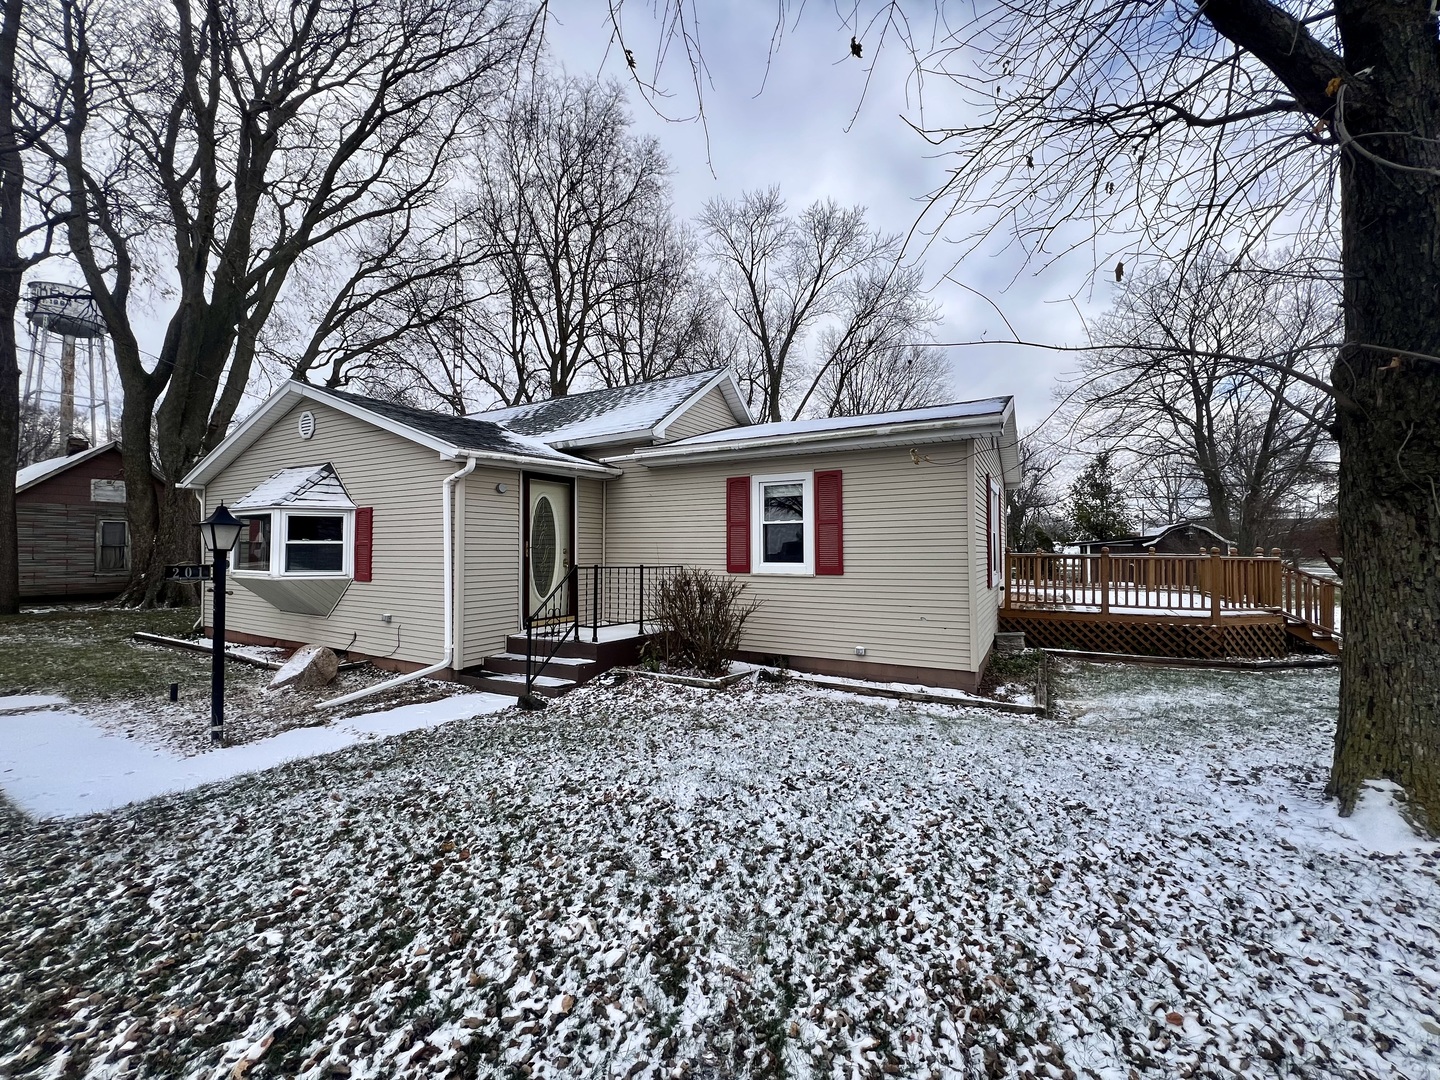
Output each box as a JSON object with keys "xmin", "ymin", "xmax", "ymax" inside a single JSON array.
[
  {"xmin": 523, "ymin": 564, "xmax": 684, "ymax": 696},
  {"xmin": 525, "ymin": 565, "xmax": 579, "ymax": 698}
]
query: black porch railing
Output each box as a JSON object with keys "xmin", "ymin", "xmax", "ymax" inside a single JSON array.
[{"xmin": 524, "ymin": 564, "xmax": 683, "ymax": 696}]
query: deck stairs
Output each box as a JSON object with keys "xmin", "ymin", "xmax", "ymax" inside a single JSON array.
[
  {"xmin": 1280, "ymin": 615, "xmax": 1342, "ymax": 656},
  {"xmin": 457, "ymin": 629, "xmax": 651, "ymax": 699}
]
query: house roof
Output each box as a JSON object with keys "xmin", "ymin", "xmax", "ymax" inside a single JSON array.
[
  {"xmin": 630, "ymin": 397, "xmax": 1023, "ymax": 483},
  {"xmin": 1077, "ymin": 520, "xmax": 1236, "ymax": 551},
  {"xmin": 181, "ymin": 382, "xmax": 619, "ymax": 489},
  {"xmin": 15, "ymin": 441, "xmax": 120, "ymax": 494},
  {"xmin": 470, "ymin": 369, "xmax": 750, "ymax": 448},
  {"xmin": 230, "ymin": 463, "xmax": 357, "ymax": 511}
]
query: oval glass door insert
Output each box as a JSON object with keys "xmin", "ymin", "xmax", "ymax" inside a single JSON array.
[{"xmin": 531, "ymin": 495, "xmax": 558, "ymax": 597}]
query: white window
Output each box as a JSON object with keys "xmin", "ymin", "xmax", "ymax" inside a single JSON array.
[
  {"xmin": 233, "ymin": 509, "xmax": 352, "ymax": 577},
  {"xmin": 752, "ymin": 472, "xmax": 814, "ymax": 575},
  {"xmin": 988, "ymin": 475, "xmax": 1003, "ymax": 587},
  {"xmin": 96, "ymin": 520, "xmax": 129, "ymax": 572}
]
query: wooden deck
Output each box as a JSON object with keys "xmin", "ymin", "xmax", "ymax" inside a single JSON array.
[{"xmin": 1000, "ymin": 549, "xmax": 1341, "ymax": 659}]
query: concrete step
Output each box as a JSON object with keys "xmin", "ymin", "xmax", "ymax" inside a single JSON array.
[
  {"xmin": 456, "ymin": 670, "xmax": 577, "ymax": 699},
  {"xmin": 484, "ymin": 652, "xmax": 597, "ymax": 680},
  {"xmin": 506, "ymin": 634, "xmax": 600, "ymax": 660}
]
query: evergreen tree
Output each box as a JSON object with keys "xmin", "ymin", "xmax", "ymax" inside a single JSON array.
[{"xmin": 1069, "ymin": 452, "xmax": 1132, "ymax": 542}]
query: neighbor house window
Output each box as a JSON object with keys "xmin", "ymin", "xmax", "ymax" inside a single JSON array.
[
  {"xmin": 97, "ymin": 520, "xmax": 128, "ymax": 572},
  {"xmin": 236, "ymin": 514, "xmax": 272, "ymax": 572}
]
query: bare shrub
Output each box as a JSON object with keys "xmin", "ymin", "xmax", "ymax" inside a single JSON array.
[{"xmin": 651, "ymin": 568, "xmax": 761, "ymax": 677}]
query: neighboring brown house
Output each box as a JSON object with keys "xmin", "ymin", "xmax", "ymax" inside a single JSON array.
[
  {"xmin": 15, "ymin": 440, "xmax": 144, "ymax": 600},
  {"xmin": 1075, "ymin": 520, "xmax": 1236, "ymax": 556}
]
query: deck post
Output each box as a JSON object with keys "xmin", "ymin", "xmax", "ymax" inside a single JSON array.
[
  {"xmin": 1209, "ymin": 547, "xmax": 1223, "ymax": 623},
  {"xmin": 1145, "ymin": 546, "xmax": 1155, "ymax": 600},
  {"xmin": 1100, "ymin": 547, "xmax": 1111, "ymax": 614}
]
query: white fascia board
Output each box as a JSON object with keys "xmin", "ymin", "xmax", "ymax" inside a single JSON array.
[
  {"xmin": 546, "ymin": 431, "xmax": 655, "ymax": 451},
  {"xmin": 442, "ymin": 447, "xmax": 620, "ymax": 478},
  {"xmin": 633, "ymin": 414, "xmax": 1008, "ymax": 467},
  {"xmin": 997, "ymin": 401, "xmax": 1023, "ymax": 486},
  {"xmin": 179, "ymin": 384, "xmax": 304, "ymax": 488},
  {"xmin": 182, "ymin": 380, "xmax": 618, "ymax": 488}
]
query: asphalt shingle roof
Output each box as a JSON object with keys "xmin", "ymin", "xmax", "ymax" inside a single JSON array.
[
  {"xmin": 471, "ymin": 370, "xmax": 724, "ymax": 446},
  {"xmin": 321, "ymin": 388, "xmax": 581, "ymax": 464}
]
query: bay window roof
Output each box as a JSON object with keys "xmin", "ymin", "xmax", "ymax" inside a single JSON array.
[{"xmin": 231, "ymin": 463, "xmax": 356, "ymax": 512}]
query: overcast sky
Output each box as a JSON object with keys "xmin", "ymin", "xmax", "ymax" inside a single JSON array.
[
  {"xmin": 22, "ymin": 0, "xmax": 1127, "ymax": 441},
  {"xmin": 545, "ymin": 0, "xmax": 1120, "ymax": 433}
]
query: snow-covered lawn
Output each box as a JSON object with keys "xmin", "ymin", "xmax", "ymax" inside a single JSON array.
[
  {"xmin": 1, "ymin": 664, "xmax": 1436, "ymax": 1079},
  {"xmin": 0, "ymin": 690, "xmax": 513, "ymax": 819}
]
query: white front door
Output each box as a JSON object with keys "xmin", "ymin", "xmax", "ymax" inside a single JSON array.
[{"xmin": 526, "ymin": 478, "xmax": 572, "ymax": 620}]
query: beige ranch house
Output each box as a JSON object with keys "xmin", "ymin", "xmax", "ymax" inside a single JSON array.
[{"xmin": 181, "ymin": 369, "xmax": 1021, "ymax": 695}]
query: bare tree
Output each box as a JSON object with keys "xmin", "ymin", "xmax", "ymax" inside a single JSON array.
[
  {"xmin": 1073, "ymin": 252, "xmax": 1339, "ymax": 551},
  {"xmin": 800, "ymin": 261, "xmax": 948, "ymax": 417},
  {"xmin": 608, "ymin": 0, "xmax": 1440, "ymax": 831},
  {"xmin": 26, "ymin": 0, "xmax": 539, "ymax": 603},
  {"xmin": 0, "ymin": 0, "xmax": 60, "ymax": 614},
  {"xmin": 1007, "ymin": 434, "xmax": 1066, "ymax": 551},
  {"xmin": 701, "ymin": 188, "xmax": 940, "ymax": 421},
  {"xmin": 589, "ymin": 215, "xmax": 719, "ymax": 389},
  {"xmin": 465, "ymin": 72, "xmax": 677, "ymax": 404}
]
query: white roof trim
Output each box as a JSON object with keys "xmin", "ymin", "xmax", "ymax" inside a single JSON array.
[
  {"xmin": 633, "ymin": 399, "xmax": 1019, "ymax": 473},
  {"xmin": 181, "ymin": 382, "xmax": 618, "ymax": 489},
  {"xmin": 652, "ymin": 370, "xmax": 753, "ymax": 441}
]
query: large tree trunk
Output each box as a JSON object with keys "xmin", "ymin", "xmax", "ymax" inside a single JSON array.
[
  {"xmin": 1327, "ymin": 1, "xmax": 1440, "ymax": 833},
  {"xmin": 0, "ymin": 0, "xmax": 23, "ymax": 617}
]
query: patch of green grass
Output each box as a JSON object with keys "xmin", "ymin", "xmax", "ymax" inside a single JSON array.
[
  {"xmin": 986, "ymin": 649, "xmax": 1044, "ymax": 682},
  {"xmin": 0, "ymin": 606, "xmax": 208, "ymax": 702}
]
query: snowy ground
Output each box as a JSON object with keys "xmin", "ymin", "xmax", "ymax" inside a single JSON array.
[
  {"xmin": 0, "ymin": 690, "xmax": 513, "ymax": 819},
  {"xmin": 1, "ymin": 663, "xmax": 1436, "ymax": 1079}
]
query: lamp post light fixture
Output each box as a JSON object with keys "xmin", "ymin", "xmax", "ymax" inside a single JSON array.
[{"xmin": 199, "ymin": 503, "xmax": 244, "ymax": 747}]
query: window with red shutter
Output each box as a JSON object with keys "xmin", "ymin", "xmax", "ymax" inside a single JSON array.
[
  {"xmin": 354, "ymin": 507, "xmax": 374, "ymax": 582},
  {"xmin": 985, "ymin": 474, "xmax": 994, "ymax": 589},
  {"xmin": 726, "ymin": 477, "xmax": 750, "ymax": 573},
  {"xmin": 815, "ymin": 470, "xmax": 843, "ymax": 575}
]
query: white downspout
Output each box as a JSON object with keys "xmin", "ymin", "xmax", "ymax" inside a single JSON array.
[{"xmin": 317, "ymin": 455, "xmax": 478, "ymax": 710}]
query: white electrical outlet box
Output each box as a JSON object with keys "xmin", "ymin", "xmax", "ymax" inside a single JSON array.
[
  {"xmin": 855, "ymin": 645, "xmax": 866, "ymax": 656},
  {"xmin": 381, "ymin": 614, "xmax": 393, "ymax": 624}
]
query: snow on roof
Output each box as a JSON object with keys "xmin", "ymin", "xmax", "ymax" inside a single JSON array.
[
  {"xmin": 15, "ymin": 441, "xmax": 118, "ymax": 493},
  {"xmin": 231, "ymin": 463, "xmax": 357, "ymax": 511},
  {"xmin": 320, "ymin": 388, "xmax": 584, "ymax": 466},
  {"xmin": 649, "ymin": 397, "xmax": 1012, "ymax": 450},
  {"xmin": 472, "ymin": 370, "xmax": 725, "ymax": 446}
]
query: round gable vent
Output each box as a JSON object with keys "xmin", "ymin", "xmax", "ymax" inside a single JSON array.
[{"xmin": 298, "ymin": 410, "xmax": 317, "ymax": 440}]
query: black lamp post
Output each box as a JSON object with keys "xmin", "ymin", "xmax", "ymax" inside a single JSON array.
[{"xmin": 200, "ymin": 503, "xmax": 244, "ymax": 747}]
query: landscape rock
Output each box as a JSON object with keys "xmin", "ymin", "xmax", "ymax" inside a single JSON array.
[{"xmin": 268, "ymin": 645, "xmax": 339, "ymax": 691}]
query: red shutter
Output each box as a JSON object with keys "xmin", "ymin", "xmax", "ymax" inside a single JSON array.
[
  {"xmin": 354, "ymin": 507, "xmax": 374, "ymax": 582},
  {"xmin": 985, "ymin": 474, "xmax": 993, "ymax": 589},
  {"xmin": 815, "ymin": 469, "xmax": 844, "ymax": 575},
  {"xmin": 726, "ymin": 477, "xmax": 750, "ymax": 573}
]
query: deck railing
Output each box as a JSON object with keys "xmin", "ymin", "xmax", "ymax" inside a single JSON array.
[{"xmin": 1005, "ymin": 547, "xmax": 1339, "ymax": 632}]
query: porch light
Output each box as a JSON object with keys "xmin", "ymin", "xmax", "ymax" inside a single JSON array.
[{"xmin": 200, "ymin": 503, "xmax": 244, "ymax": 554}]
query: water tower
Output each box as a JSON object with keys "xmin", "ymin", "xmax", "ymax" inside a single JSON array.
[{"xmin": 22, "ymin": 281, "xmax": 113, "ymax": 447}]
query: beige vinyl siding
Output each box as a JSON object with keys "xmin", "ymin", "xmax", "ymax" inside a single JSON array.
[
  {"xmin": 461, "ymin": 466, "xmax": 522, "ymax": 668},
  {"xmin": 606, "ymin": 444, "xmax": 975, "ymax": 672},
  {"xmin": 972, "ymin": 441, "xmax": 1003, "ymax": 670},
  {"xmin": 202, "ymin": 401, "xmax": 453, "ymax": 666},
  {"xmin": 577, "ymin": 479, "xmax": 604, "ymax": 565},
  {"xmin": 661, "ymin": 385, "xmax": 742, "ymax": 441}
]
